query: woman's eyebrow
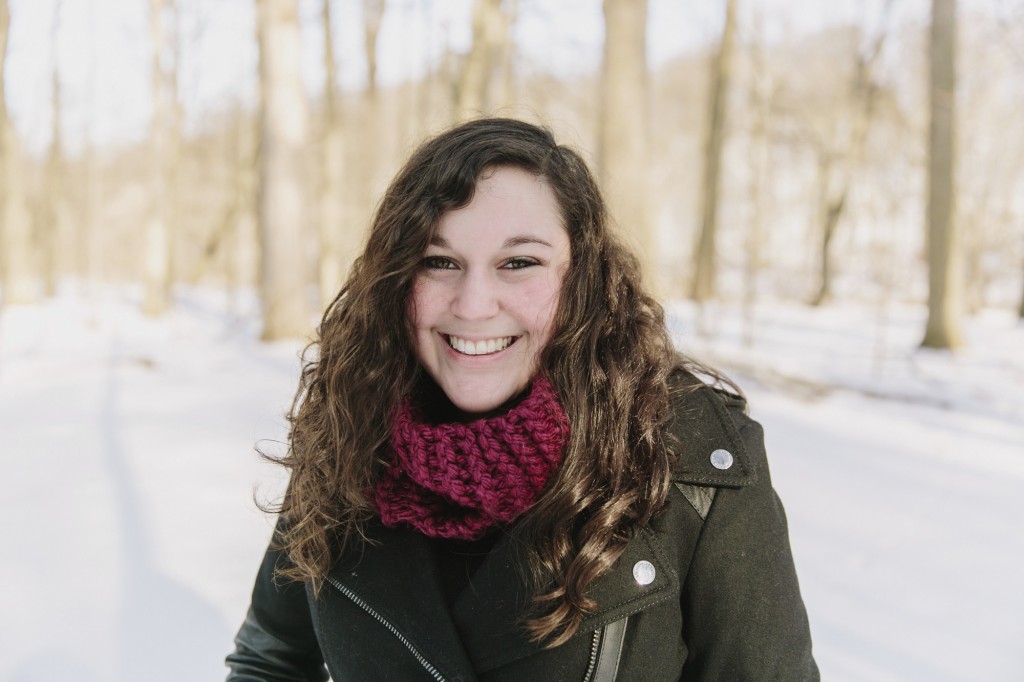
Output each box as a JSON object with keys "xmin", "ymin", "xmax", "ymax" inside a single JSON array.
[
  {"xmin": 428, "ymin": 235, "xmax": 554, "ymax": 248},
  {"xmin": 503, "ymin": 235, "xmax": 553, "ymax": 248}
]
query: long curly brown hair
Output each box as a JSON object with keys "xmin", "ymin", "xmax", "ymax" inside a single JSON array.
[{"xmin": 270, "ymin": 117, "xmax": 701, "ymax": 646}]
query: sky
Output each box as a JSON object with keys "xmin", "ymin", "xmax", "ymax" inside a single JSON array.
[{"xmin": 2, "ymin": 0, "xmax": 937, "ymax": 156}]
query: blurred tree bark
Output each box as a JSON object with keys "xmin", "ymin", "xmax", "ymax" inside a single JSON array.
[
  {"xmin": 0, "ymin": 0, "xmax": 39, "ymax": 305},
  {"xmin": 363, "ymin": 0, "xmax": 384, "ymax": 98},
  {"xmin": 193, "ymin": 102, "xmax": 254, "ymax": 312},
  {"xmin": 691, "ymin": 0, "xmax": 736, "ymax": 302},
  {"xmin": 224, "ymin": 104, "xmax": 256, "ymax": 316},
  {"xmin": 256, "ymin": 0, "xmax": 311, "ymax": 340},
  {"xmin": 1018, "ymin": 249, "xmax": 1024, "ymax": 319},
  {"xmin": 960, "ymin": 182, "xmax": 992, "ymax": 314},
  {"xmin": 743, "ymin": 13, "xmax": 771, "ymax": 348},
  {"xmin": 456, "ymin": 0, "xmax": 510, "ymax": 120},
  {"xmin": 810, "ymin": 3, "xmax": 891, "ymax": 306},
  {"xmin": 40, "ymin": 0, "xmax": 67, "ymax": 298},
  {"xmin": 77, "ymin": 0, "xmax": 99, "ymax": 300},
  {"xmin": 921, "ymin": 0, "xmax": 964, "ymax": 348},
  {"xmin": 340, "ymin": 0, "xmax": 386, "ymax": 294},
  {"xmin": 599, "ymin": 0, "xmax": 652, "ymax": 285},
  {"xmin": 144, "ymin": 0, "xmax": 179, "ymax": 315},
  {"xmin": 318, "ymin": 0, "xmax": 345, "ymax": 309}
]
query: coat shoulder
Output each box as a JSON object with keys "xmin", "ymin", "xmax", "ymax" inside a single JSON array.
[{"xmin": 666, "ymin": 371, "xmax": 762, "ymax": 489}]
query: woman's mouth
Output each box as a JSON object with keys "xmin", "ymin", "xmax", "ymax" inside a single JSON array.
[{"xmin": 446, "ymin": 334, "xmax": 517, "ymax": 356}]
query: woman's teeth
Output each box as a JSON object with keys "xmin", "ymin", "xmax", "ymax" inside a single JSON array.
[{"xmin": 447, "ymin": 335, "xmax": 515, "ymax": 356}]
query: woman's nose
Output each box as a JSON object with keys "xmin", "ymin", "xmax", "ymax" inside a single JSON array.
[{"xmin": 451, "ymin": 271, "xmax": 500, "ymax": 320}]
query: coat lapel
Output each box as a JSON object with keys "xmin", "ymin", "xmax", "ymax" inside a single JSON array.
[
  {"xmin": 327, "ymin": 522, "xmax": 478, "ymax": 682},
  {"xmin": 451, "ymin": 524, "xmax": 679, "ymax": 674}
]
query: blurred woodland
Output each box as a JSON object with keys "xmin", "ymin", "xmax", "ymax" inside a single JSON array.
[{"xmin": 0, "ymin": 0, "xmax": 1022, "ymax": 346}]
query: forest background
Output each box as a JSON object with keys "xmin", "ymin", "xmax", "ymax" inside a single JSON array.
[
  {"xmin": 1, "ymin": 0, "xmax": 1022, "ymax": 334},
  {"xmin": 1, "ymin": 0, "xmax": 1023, "ymax": 680}
]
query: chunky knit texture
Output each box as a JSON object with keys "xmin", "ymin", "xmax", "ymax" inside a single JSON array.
[{"xmin": 374, "ymin": 377, "xmax": 569, "ymax": 540}]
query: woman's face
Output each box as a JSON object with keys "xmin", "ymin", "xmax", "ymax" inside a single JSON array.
[{"xmin": 409, "ymin": 166, "xmax": 571, "ymax": 416}]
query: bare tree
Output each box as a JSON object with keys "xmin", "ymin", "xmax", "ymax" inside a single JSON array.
[
  {"xmin": 599, "ymin": 0, "xmax": 653, "ymax": 283},
  {"xmin": 211, "ymin": 103, "xmax": 257, "ymax": 317},
  {"xmin": 363, "ymin": 0, "xmax": 384, "ymax": 98},
  {"xmin": 954, "ymin": 11, "xmax": 1024, "ymax": 316},
  {"xmin": 921, "ymin": 0, "xmax": 964, "ymax": 348},
  {"xmin": 0, "ymin": 0, "xmax": 39, "ymax": 305},
  {"xmin": 255, "ymin": 0, "xmax": 312, "ymax": 340},
  {"xmin": 144, "ymin": 0, "xmax": 180, "ymax": 315},
  {"xmin": 456, "ymin": 0, "xmax": 511, "ymax": 120},
  {"xmin": 339, "ymin": 0, "xmax": 386, "ymax": 295},
  {"xmin": 39, "ymin": 0, "xmax": 68, "ymax": 297},
  {"xmin": 742, "ymin": 11, "xmax": 772, "ymax": 347},
  {"xmin": 1019, "ymin": 246, "xmax": 1024, "ymax": 319},
  {"xmin": 318, "ymin": 0, "xmax": 345, "ymax": 309},
  {"xmin": 76, "ymin": 0, "xmax": 99, "ymax": 301},
  {"xmin": 691, "ymin": 0, "xmax": 736, "ymax": 302},
  {"xmin": 809, "ymin": 2, "xmax": 892, "ymax": 306}
]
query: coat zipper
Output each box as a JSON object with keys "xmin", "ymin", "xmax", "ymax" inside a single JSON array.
[
  {"xmin": 326, "ymin": 576, "xmax": 447, "ymax": 682},
  {"xmin": 581, "ymin": 627, "xmax": 602, "ymax": 682}
]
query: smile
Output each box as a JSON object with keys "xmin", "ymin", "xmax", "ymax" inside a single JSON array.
[{"xmin": 446, "ymin": 335, "xmax": 517, "ymax": 356}]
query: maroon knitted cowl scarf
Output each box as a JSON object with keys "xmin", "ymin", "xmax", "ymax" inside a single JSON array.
[{"xmin": 373, "ymin": 376, "xmax": 570, "ymax": 540}]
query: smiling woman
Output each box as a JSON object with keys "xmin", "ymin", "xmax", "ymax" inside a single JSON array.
[
  {"xmin": 226, "ymin": 118, "xmax": 819, "ymax": 681},
  {"xmin": 410, "ymin": 166, "xmax": 571, "ymax": 415}
]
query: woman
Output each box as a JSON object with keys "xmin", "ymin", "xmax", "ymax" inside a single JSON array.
[{"xmin": 227, "ymin": 118, "xmax": 818, "ymax": 681}]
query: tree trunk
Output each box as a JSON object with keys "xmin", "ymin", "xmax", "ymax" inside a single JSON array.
[
  {"xmin": 810, "ymin": 160, "xmax": 846, "ymax": 307},
  {"xmin": 256, "ymin": 0, "xmax": 312, "ymax": 340},
  {"xmin": 492, "ymin": 0, "xmax": 516, "ymax": 109},
  {"xmin": 340, "ymin": 0, "xmax": 386, "ymax": 302},
  {"xmin": 810, "ymin": 9, "xmax": 890, "ymax": 307},
  {"xmin": 1018, "ymin": 244, "xmax": 1024, "ymax": 320},
  {"xmin": 227, "ymin": 105, "xmax": 256, "ymax": 317},
  {"xmin": 1018, "ymin": 271, "xmax": 1024, "ymax": 319},
  {"xmin": 318, "ymin": 0, "xmax": 345, "ymax": 309},
  {"xmin": 691, "ymin": 0, "xmax": 736, "ymax": 302},
  {"xmin": 743, "ymin": 20, "xmax": 770, "ymax": 348},
  {"xmin": 144, "ymin": 0, "xmax": 178, "ymax": 315},
  {"xmin": 456, "ymin": 0, "xmax": 508, "ymax": 120},
  {"xmin": 78, "ymin": 0, "xmax": 99, "ymax": 302},
  {"xmin": 40, "ymin": 0, "xmax": 67, "ymax": 298},
  {"xmin": 921, "ymin": 0, "xmax": 964, "ymax": 349},
  {"xmin": 363, "ymin": 0, "xmax": 384, "ymax": 98},
  {"xmin": 599, "ymin": 0, "xmax": 652, "ymax": 285},
  {"xmin": 0, "ymin": 0, "xmax": 39, "ymax": 306}
]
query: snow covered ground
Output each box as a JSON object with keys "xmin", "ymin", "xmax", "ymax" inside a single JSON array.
[{"xmin": 1, "ymin": 285, "xmax": 1021, "ymax": 681}]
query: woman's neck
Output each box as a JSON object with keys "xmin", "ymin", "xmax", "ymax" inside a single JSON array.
[{"xmin": 414, "ymin": 375, "xmax": 534, "ymax": 424}]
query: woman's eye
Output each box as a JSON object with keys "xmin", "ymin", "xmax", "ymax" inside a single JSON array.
[
  {"xmin": 502, "ymin": 257, "xmax": 539, "ymax": 270},
  {"xmin": 422, "ymin": 256, "xmax": 457, "ymax": 270}
]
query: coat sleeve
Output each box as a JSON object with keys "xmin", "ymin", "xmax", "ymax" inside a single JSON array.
[
  {"xmin": 679, "ymin": 408, "xmax": 819, "ymax": 682},
  {"xmin": 225, "ymin": 538, "xmax": 329, "ymax": 682}
]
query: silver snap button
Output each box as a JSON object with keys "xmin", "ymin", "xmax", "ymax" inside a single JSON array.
[
  {"xmin": 632, "ymin": 560, "xmax": 656, "ymax": 586},
  {"xmin": 710, "ymin": 449, "xmax": 734, "ymax": 470}
]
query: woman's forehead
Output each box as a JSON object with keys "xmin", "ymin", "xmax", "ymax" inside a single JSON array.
[{"xmin": 431, "ymin": 167, "xmax": 568, "ymax": 245}]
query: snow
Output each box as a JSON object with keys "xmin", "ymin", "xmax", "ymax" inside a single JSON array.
[{"xmin": 1, "ymin": 285, "xmax": 1022, "ymax": 681}]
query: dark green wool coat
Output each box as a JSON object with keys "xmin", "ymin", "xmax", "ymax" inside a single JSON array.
[{"xmin": 227, "ymin": 381, "xmax": 819, "ymax": 681}]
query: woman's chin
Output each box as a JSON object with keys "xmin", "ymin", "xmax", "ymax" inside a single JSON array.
[
  {"xmin": 442, "ymin": 382, "xmax": 533, "ymax": 420},
  {"xmin": 447, "ymin": 394, "xmax": 514, "ymax": 419}
]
